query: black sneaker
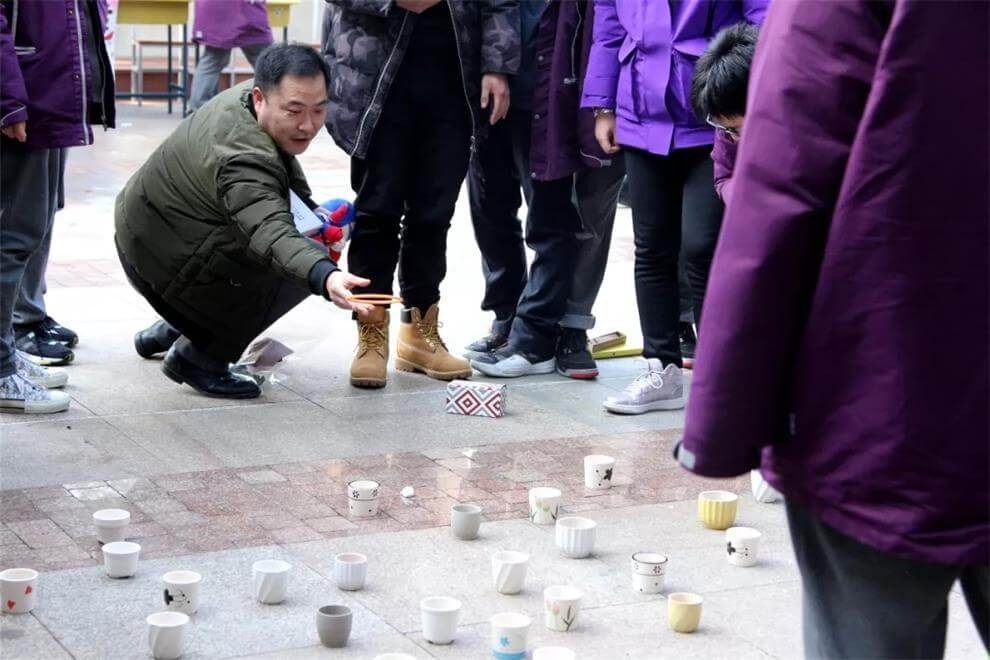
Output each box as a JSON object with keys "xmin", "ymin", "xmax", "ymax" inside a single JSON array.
[
  {"xmin": 555, "ymin": 328, "xmax": 598, "ymax": 379},
  {"xmin": 39, "ymin": 316, "xmax": 78, "ymax": 348},
  {"xmin": 14, "ymin": 326, "xmax": 74, "ymax": 366},
  {"xmin": 680, "ymin": 322, "xmax": 697, "ymax": 370},
  {"xmin": 464, "ymin": 329, "xmax": 509, "ymax": 360}
]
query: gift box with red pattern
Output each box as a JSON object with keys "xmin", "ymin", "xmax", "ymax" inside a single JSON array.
[{"xmin": 445, "ymin": 381, "xmax": 506, "ymax": 418}]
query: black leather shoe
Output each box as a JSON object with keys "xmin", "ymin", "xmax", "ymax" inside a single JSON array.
[
  {"xmin": 134, "ymin": 321, "xmax": 181, "ymax": 359},
  {"xmin": 162, "ymin": 350, "xmax": 261, "ymax": 399}
]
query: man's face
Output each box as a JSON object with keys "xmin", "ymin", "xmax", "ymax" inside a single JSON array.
[
  {"xmin": 713, "ymin": 114, "xmax": 744, "ymax": 143},
  {"xmin": 252, "ymin": 75, "xmax": 328, "ymax": 155}
]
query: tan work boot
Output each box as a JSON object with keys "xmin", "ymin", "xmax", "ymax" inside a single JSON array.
[
  {"xmin": 350, "ymin": 307, "xmax": 389, "ymax": 388},
  {"xmin": 396, "ymin": 304, "xmax": 472, "ymax": 381}
]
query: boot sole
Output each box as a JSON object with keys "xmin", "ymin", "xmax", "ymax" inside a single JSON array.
[
  {"xmin": 556, "ymin": 366, "xmax": 599, "ymax": 380},
  {"xmin": 350, "ymin": 377, "xmax": 387, "ymax": 389},
  {"xmin": 161, "ymin": 362, "xmax": 261, "ymax": 399},
  {"xmin": 395, "ymin": 358, "xmax": 472, "ymax": 381},
  {"xmin": 21, "ymin": 351, "xmax": 74, "ymax": 367},
  {"xmin": 603, "ymin": 397, "xmax": 685, "ymax": 415},
  {"xmin": 0, "ymin": 398, "xmax": 70, "ymax": 414},
  {"xmin": 471, "ymin": 358, "xmax": 555, "ymax": 378}
]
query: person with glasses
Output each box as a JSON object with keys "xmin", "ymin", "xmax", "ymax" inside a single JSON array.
[
  {"xmin": 582, "ymin": 0, "xmax": 766, "ymax": 415},
  {"xmin": 692, "ymin": 23, "xmax": 759, "ymax": 206}
]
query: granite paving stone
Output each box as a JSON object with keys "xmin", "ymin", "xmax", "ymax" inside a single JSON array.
[{"xmin": 0, "ymin": 612, "xmax": 72, "ymax": 659}]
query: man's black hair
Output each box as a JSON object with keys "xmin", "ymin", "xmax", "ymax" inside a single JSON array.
[
  {"xmin": 253, "ymin": 43, "xmax": 330, "ymax": 94},
  {"xmin": 691, "ymin": 23, "xmax": 760, "ymax": 121}
]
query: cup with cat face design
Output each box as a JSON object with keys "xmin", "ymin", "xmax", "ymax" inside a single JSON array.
[
  {"xmin": 162, "ymin": 570, "xmax": 201, "ymax": 615},
  {"xmin": 583, "ymin": 455, "xmax": 615, "ymax": 490},
  {"xmin": 725, "ymin": 527, "xmax": 762, "ymax": 567}
]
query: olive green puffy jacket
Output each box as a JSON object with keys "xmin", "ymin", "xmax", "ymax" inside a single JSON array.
[{"xmin": 115, "ymin": 81, "xmax": 333, "ymax": 360}]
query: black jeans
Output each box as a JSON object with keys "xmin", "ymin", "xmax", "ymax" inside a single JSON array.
[
  {"xmin": 467, "ymin": 109, "xmax": 533, "ymax": 334},
  {"xmin": 786, "ymin": 501, "xmax": 989, "ymax": 659},
  {"xmin": 625, "ymin": 146, "xmax": 724, "ymax": 366},
  {"xmin": 508, "ymin": 175, "xmax": 584, "ymax": 358},
  {"xmin": 347, "ymin": 25, "xmax": 472, "ymax": 313}
]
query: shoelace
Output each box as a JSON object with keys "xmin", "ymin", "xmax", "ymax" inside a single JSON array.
[
  {"xmin": 417, "ymin": 319, "xmax": 447, "ymax": 352},
  {"xmin": 357, "ymin": 323, "xmax": 387, "ymax": 355},
  {"xmin": 0, "ymin": 373, "xmax": 48, "ymax": 402},
  {"xmin": 626, "ymin": 360, "xmax": 665, "ymax": 395}
]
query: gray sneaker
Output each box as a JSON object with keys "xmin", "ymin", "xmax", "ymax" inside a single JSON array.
[
  {"xmin": 15, "ymin": 351, "xmax": 68, "ymax": 389},
  {"xmin": 603, "ymin": 359, "xmax": 684, "ymax": 414},
  {"xmin": 0, "ymin": 372, "xmax": 71, "ymax": 414}
]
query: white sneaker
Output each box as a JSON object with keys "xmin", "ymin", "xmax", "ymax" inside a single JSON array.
[
  {"xmin": 0, "ymin": 372, "xmax": 71, "ymax": 413},
  {"xmin": 471, "ymin": 350, "xmax": 555, "ymax": 378},
  {"xmin": 15, "ymin": 351, "xmax": 68, "ymax": 389},
  {"xmin": 603, "ymin": 359, "xmax": 684, "ymax": 414},
  {"xmin": 751, "ymin": 470, "xmax": 783, "ymax": 503}
]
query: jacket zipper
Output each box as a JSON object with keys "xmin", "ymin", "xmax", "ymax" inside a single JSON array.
[
  {"xmin": 446, "ymin": 1, "xmax": 477, "ymax": 153},
  {"xmin": 71, "ymin": 0, "xmax": 89, "ymax": 143},
  {"xmin": 351, "ymin": 11, "xmax": 409, "ymax": 156},
  {"xmin": 564, "ymin": 5, "xmax": 583, "ymax": 85}
]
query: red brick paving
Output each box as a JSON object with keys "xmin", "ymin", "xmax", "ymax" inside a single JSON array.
[{"xmin": 0, "ymin": 430, "xmax": 750, "ymax": 572}]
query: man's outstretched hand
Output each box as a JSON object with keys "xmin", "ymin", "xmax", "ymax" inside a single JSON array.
[
  {"xmin": 325, "ymin": 271, "xmax": 375, "ymax": 317},
  {"xmin": 481, "ymin": 73, "xmax": 510, "ymax": 125}
]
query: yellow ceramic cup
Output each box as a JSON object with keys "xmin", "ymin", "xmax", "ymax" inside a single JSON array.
[
  {"xmin": 667, "ymin": 592, "xmax": 703, "ymax": 633},
  {"xmin": 697, "ymin": 490, "xmax": 739, "ymax": 530}
]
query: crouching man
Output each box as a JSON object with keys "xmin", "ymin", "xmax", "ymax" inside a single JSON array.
[{"xmin": 115, "ymin": 44, "xmax": 373, "ymax": 399}]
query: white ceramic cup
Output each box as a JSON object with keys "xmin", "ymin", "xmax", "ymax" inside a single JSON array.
[
  {"xmin": 316, "ymin": 604, "xmax": 353, "ymax": 648},
  {"xmin": 543, "ymin": 585, "xmax": 583, "ymax": 632},
  {"xmin": 93, "ymin": 508, "xmax": 131, "ymax": 544},
  {"xmin": 555, "ymin": 517, "xmax": 597, "ymax": 558},
  {"xmin": 420, "ymin": 596, "xmax": 462, "ymax": 645},
  {"xmin": 491, "ymin": 612, "xmax": 531, "ymax": 659},
  {"xmin": 334, "ymin": 552, "xmax": 368, "ymax": 591},
  {"xmin": 162, "ymin": 570, "xmax": 202, "ymax": 614},
  {"xmin": 451, "ymin": 504, "xmax": 483, "ymax": 540},
  {"xmin": 102, "ymin": 541, "xmax": 141, "ymax": 578},
  {"xmin": 630, "ymin": 551, "xmax": 667, "ymax": 594},
  {"xmin": 253, "ymin": 559, "xmax": 291, "ymax": 604},
  {"xmin": 583, "ymin": 454, "xmax": 615, "ymax": 490},
  {"xmin": 491, "ymin": 550, "xmax": 529, "ymax": 595},
  {"xmin": 533, "ymin": 647, "xmax": 577, "ymax": 660},
  {"xmin": 528, "ymin": 487, "xmax": 561, "ymax": 525},
  {"xmin": 726, "ymin": 527, "xmax": 763, "ymax": 567},
  {"xmin": 0, "ymin": 568, "xmax": 38, "ymax": 614},
  {"xmin": 146, "ymin": 611, "xmax": 189, "ymax": 660},
  {"xmin": 347, "ymin": 479, "xmax": 380, "ymax": 500}
]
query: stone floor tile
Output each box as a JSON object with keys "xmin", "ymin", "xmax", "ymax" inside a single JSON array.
[
  {"xmin": 304, "ymin": 516, "xmax": 357, "ymax": 534},
  {"xmin": 0, "ymin": 612, "xmax": 72, "ymax": 659},
  {"xmin": 154, "ymin": 511, "xmax": 211, "ymax": 530},
  {"xmin": 269, "ymin": 526, "xmax": 325, "ymax": 544},
  {"xmin": 68, "ymin": 485, "xmax": 124, "ymax": 501},
  {"xmin": 238, "ymin": 469, "xmax": 289, "ymax": 485},
  {"xmin": 19, "ymin": 486, "xmax": 72, "ymax": 502},
  {"xmin": 6, "ymin": 520, "xmax": 75, "ymax": 549},
  {"xmin": 0, "ymin": 529, "xmax": 26, "ymax": 547}
]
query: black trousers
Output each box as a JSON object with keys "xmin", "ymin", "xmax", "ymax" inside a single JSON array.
[
  {"xmin": 117, "ymin": 242, "xmax": 308, "ymax": 366},
  {"xmin": 625, "ymin": 146, "xmax": 724, "ymax": 366},
  {"xmin": 467, "ymin": 109, "xmax": 533, "ymax": 333},
  {"xmin": 347, "ymin": 52, "xmax": 472, "ymax": 313},
  {"xmin": 786, "ymin": 501, "xmax": 989, "ymax": 659}
]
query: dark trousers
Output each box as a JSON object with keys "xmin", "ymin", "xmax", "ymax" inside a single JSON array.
[
  {"xmin": 347, "ymin": 57, "xmax": 472, "ymax": 313},
  {"xmin": 118, "ymin": 243, "xmax": 308, "ymax": 369},
  {"xmin": 625, "ymin": 146, "xmax": 724, "ymax": 366},
  {"xmin": 786, "ymin": 501, "xmax": 990, "ymax": 659},
  {"xmin": 508, "ymin": 175, "xmax": 586, "ymax": 358},
  {"xmin": 467, "ymin": 109, "xmax": 533, "ymax": 334},
  {"xmin": 0, "ymin": 145, "xmax": 64, "ymax": 377}
]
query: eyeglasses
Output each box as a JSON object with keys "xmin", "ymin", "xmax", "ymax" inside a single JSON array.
[{"xmin": 706, "ymin": 115, "xmax": 740, "ymax": 140}]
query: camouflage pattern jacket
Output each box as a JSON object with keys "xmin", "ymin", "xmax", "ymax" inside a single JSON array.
[{"xmin": 322, "ymin": 0, "xmax": 520, "ymax": 159}]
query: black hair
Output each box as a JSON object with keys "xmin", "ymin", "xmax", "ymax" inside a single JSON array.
[
  {"xmin": 253, "ymin": 43, "xmax": 330, "ymax": 94},
  {"xmin": 691, "ymin": 23, "xmax": 760, "ymax": 121}
]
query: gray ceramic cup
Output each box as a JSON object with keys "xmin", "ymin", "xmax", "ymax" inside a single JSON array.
[
  {"xmin": 316, "ymin": 605, "xmax": 353, "ymax": 648},
  {"xmin": 450, "ymin": 504, "xmax": 483, "ymax": 540}
]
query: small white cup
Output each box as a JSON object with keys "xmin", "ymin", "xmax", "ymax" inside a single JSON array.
[
  {"xmin": 146, "ymin": 611, "xmax": 189, "ymax": 660},
  {"xmin": 253, "ymin": 559, "xmax": 291, "ymax": 604},
  {"xmin": 420, "ymin": 596, "xmax": 462, "ymax": 645},
  {"xmin": 451, "ymin": 504, "xmax": 483, "ymax": 540},
  {"xmin": 162, "ymin": 570, "xmax": 202, "ymax": 615},
  {"xmin": 533, "ymin": 647, "xmax": 577, "ymax": 660},
  {"xmin": 528, "ymin": 487, "xmax": 562, "ymax": 525},
  {"xmin": 491, "ymin": 612, "xmax": 531, "ymax": 658},
  {"xmin": 102, "ymin": 541, "xmax": 141, "ymax": 578},
  {"xmin": 555, "ymin": 517, "xmax": 597, "ymax": 558},
  {"xmin": 543, "ymin": 585, "xmax": 583, "ymax": 632},
  {"xmin": 583, "ymin": 454, "xmax": 615, "ymax": 490},
  {"xmin": 334, "ymin": 552, "xmax": 368, "ymax": 591},
  {"xmin": 491, "ymin": 550, "xmax": 529, "ymax": 595},
  {"xmin": 630, "ymin": 552, "xmax": 667, "ymax": 594},
  {"xmin": 0, "ymin": 568, "xmax": 38, "ymax": 614},
  {"xmin": 93, "ymin": 508, "xmax": 131, "ymax": 544},
  {"xmin": 726, "ymin": 527, "xmax": 763, "ymax": 567},
  {"xmin": 347, "ymin": 479, "xmax": 380, "ymax": 500}
]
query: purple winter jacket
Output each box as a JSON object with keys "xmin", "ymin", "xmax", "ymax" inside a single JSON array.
[
  {"xmin": 679, "ymin": 0, "xmax": 988, "ymax": 565},
  {"xmin": 192, "ymin": 0, "xmax": 273, "ymax": 50},
  {"xmin": 581, "ymin": 0, "xmax": 765, "ymax": 156},
  {"xmin": 0, "ymin": 0, "xmax": 115, "ymax": 150},
  {"xmin": 529, "ymin": 0, "xmax": 613, "ymax": 182}
]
